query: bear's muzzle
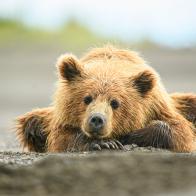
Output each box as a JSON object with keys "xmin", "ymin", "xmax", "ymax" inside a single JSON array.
[{"xmin": 88, "ymin": 113, "xmax": 106, "ymax": 137}]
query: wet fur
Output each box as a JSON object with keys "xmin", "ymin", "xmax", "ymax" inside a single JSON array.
[
  {"xmin": 16, "ymin": 108, "xmax": 51, "ymax": 152},
  {"xmin": 120, "ymin": 121, "xmax": 173, "ymax": 149},
  {"xmin": 16, "ymin": 94, "xmax": 196, "ymax": 152}
]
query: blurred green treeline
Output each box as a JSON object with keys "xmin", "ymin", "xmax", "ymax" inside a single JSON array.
[{"xmin": 0, "ymin": 18, "xmax": 164, "ymax": 52}]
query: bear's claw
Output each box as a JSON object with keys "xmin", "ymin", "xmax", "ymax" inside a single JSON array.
[{"xmin": 89, "ymin": 139, "xmax": 124, "ymax": 151}]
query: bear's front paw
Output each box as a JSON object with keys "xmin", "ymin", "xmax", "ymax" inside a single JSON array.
[
  {"xmin": 24, "ymin": 116, "xmax": 47, "ymax": 152},
  {"xmin": 89, "ymin": 139, "xmax": 124, "ymax": 151}
]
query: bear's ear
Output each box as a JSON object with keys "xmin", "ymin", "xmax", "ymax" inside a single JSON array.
[
  {"xmin": 57, "ymin": 54, "xmax": 83, "ymax": 81},
  {"xmin": 132, "ymin": 70, "xmax": 156, "ymax": 96}
]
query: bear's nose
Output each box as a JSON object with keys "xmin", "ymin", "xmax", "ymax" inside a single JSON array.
[{"xmin": 88, "ymin": 113, "xmax": 106, "ymax": 133}]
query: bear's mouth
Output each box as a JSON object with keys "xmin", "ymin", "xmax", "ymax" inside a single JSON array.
[
  {"xmin": 82, "ymin": 129, "xmax": 105, "ymax": 139},
  {"xmin": 82, "ymin": 126, "xmax": 111, "ymax": 139},
  {"xmin": 88, "ymin": 130, "xmax": 105, "ymax": 138}
]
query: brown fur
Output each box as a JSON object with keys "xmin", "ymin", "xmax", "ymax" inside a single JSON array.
[
  {"xmin": 171, "ymin": 93, "xmax": 196, "ymax": 127},
  {"xmin": 16, "ymin": 107, "xmax": 52, "ymax": 152},
  {"xmin": 15, "ymin": 46, "xmax": 196, "ymax": 152},
  {"xmin": 120, "ymin": 121, "xmax": 174, "ymax": 149}
]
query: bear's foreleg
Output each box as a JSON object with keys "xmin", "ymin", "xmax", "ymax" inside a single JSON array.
[
  {"xmin": 120, "ymin": 121, "xmax": 173, "ymax": 150},
  {"xmin": 120, "ymin": 118, "xmax": 195, "ymax": 152},
  {"xmin": 16, "ymin": 107, "xmax": 52, "ymax": 152}
]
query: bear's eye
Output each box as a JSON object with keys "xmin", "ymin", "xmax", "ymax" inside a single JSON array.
[
  {"xmin": 84, "ymin": 95, "xmax": 93, "ymax": 105},
  {"xmin": 110, "ymin": 99, "xmax": 120, "ymax": 109}
]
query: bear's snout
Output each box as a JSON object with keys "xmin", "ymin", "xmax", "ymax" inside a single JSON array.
[{"xmin": 88, "ymin": 113, "xmax": 106, "ymax": 136}]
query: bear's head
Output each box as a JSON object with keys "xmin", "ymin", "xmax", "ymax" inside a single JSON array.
[{"xmin": 54, "ymin": 46, "xmax": 158, "ymax": 139}]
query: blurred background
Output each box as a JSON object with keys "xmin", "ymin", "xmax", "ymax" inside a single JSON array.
[{"xmin": 0, "ymin": 0, "xmax": 196, "ymax": 151}]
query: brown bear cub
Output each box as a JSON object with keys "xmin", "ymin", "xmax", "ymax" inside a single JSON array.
[{"xmin": 16, "ymin": 46, "xmax": 196, "ymax": 153}]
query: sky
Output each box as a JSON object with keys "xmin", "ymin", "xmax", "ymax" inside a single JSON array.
[{"xmin": 0, "ymin": 0, "xmax": 196, "ymax": 47}]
